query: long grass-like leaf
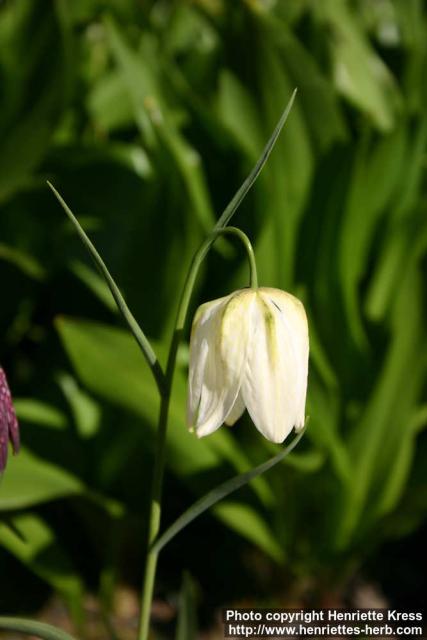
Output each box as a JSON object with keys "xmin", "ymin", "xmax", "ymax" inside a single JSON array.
[
  {"xmin": 0, "ymin": 618, "xmax": 77, "ymax": 640},
  {"xmin": 151, "ymin": 427, "xmax": 305, "ymax": 554},
  {"xmin": 214, "ymin": 89, "xmax": 297, "ymax": 232},
  {"xmin": 173, "ymin": 92, "xmax": 298, "ymax": 332},
  {"xmin": 47, "ymin": 182, "xmax": 166, "ymax": 394}
]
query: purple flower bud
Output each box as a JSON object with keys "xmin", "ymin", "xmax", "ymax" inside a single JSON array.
[{"xmin": 0, "ymin": 367, "xmax": 20, "ymax": 472}]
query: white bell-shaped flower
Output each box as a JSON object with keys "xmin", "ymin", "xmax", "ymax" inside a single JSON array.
[{"xmin": 187, "ymin": 287, "xmax": 309, "ymax": 443}]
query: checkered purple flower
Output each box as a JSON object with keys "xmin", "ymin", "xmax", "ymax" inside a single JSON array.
[{"xmin": 0, "ymin": 367, "xmax": 20, "ymax": 472}]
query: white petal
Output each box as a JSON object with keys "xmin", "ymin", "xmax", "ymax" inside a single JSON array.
[
  {"xmin": 187, "ymin": 290, "xmax": 255, "ymax": 437},
  {"xmin": 225, "ymin": 391, "xmax": 245, "ymax": 426},
  {"xmin": 241, "ymin": 289, "xmax": 309, "ymax": 443},
  {"xmin": 187, "ymin": 294, "xmax": 230, "ymax": 434},
  {"xmin": 263, "ymin": 288, "xmax": 309, "ymax": 430}
]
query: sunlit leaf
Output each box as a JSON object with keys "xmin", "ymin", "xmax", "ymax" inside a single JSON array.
[{"xmin": 0, "ymin": 449, "xmax": 84, "ymax": 511}]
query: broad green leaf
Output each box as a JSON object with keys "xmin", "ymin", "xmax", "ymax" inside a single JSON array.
[{"xmin": 0, "ymin": 448, "xmax": 84, "ymax": 511}]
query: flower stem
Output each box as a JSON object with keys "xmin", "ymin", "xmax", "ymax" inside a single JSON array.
[
  {"xmin": 220, "ymin": 227, "xmax": 258, "ymax": 289},
  {"xmin": 138, "ymin": 391, "xmax": 171, "ymax": 640},
  {"xmin": 137, "ymin": 227, "xmax": 257, "ymax": 640}
]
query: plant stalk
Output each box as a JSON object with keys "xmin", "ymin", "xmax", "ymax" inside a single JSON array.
[
  {"xmin": 137, "ymin": 95, "xmax": 296, "ymax": 638},
  {"xmin": 138, "ymin": 391, "xmax": 171, "ymax": 640},
  {"xmin": 137, "ymin": 227, "xmax": 257, "ymax": 639}
]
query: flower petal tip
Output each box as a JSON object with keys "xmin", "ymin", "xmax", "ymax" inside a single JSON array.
[{"xmin": 0, "ymin": 367, "xmax": 20, "ymax": 472}]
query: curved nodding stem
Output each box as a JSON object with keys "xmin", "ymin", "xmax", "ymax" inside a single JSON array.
[
  {"xmin": 220, "ymin": 227, "xmax": 258, "ymax": 289},
  {"xmin": 137, "ymin": 226, "xmax": 258, "ymax": 640}
]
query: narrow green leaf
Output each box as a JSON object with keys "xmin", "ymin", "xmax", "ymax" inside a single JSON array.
[
  {"xmin": 47, "ymin": 181, "xmax": 165, "ymax": 394},
  {"xmin": 151, "ymin": 428, "xmax": 305, "ymax": 554},
  {"xmin": 214, "ymin": 89, "xmax": 297, "ymax": 232},
  {"xmin": 177, "ymin": 89, "xmax": 298, "ymax": 304},
  {"xmin": 0, "ymin": 618, "xmax": 77, "ymax": 640},
  {"xmin": 69, "ymin": 260, "xmax": 117, "ymax": 312}
]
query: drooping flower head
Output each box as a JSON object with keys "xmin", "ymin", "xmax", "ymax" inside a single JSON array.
[
  {"xmin": 0, "ymin": 367, "xmax": 20, "ymax": 472},
  {"xmin": 187, "ymin": 287, "xmax": 309, "ymax": 443}
]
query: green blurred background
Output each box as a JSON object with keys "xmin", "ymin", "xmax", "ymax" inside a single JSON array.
[{"xmin": 0, "ymin": 0, "xmax": 426, "ymax": 637}]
